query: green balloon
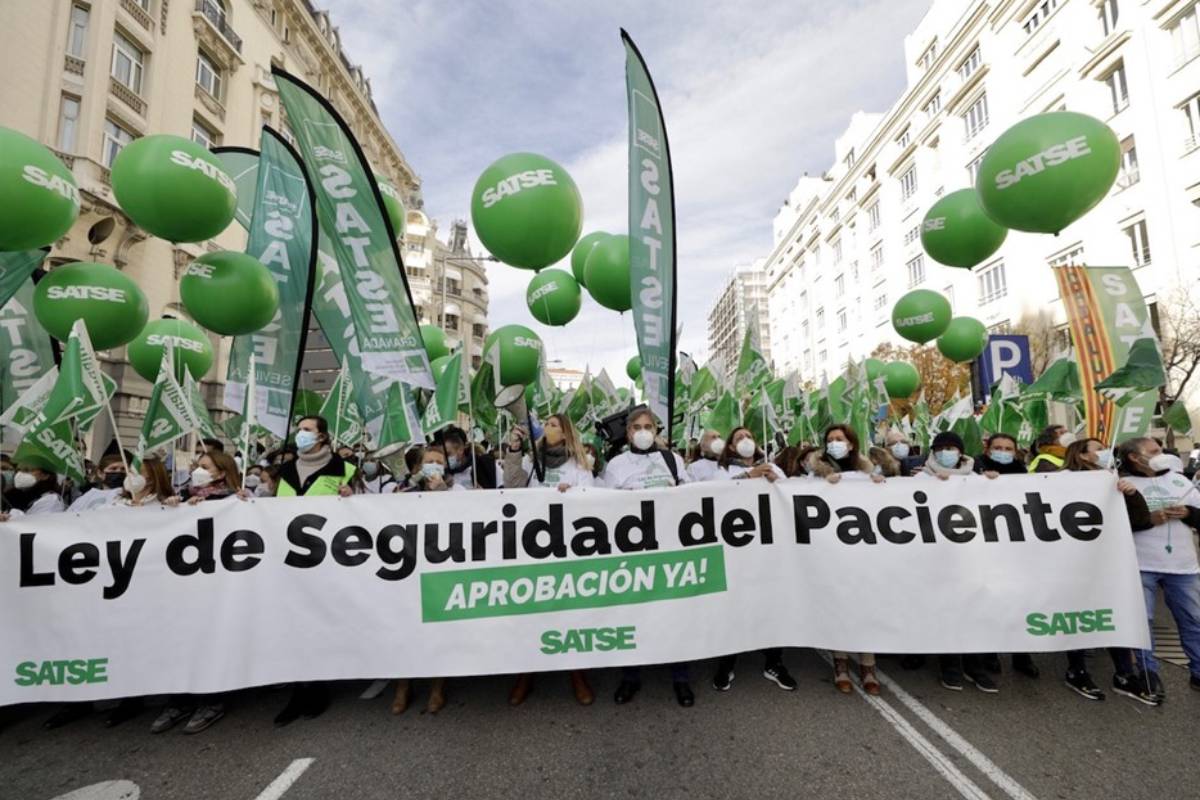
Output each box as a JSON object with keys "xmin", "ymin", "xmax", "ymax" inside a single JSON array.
[
  {"xmin": 180, "ymin": 251, "xmax": 279, "ymax": 336},
  {"xmin": 626, "ymin": 355, "xmax": 642, "ymax": 382},
  {"xmin": 430, "ymin": 355, "xmax": 452, "ymax": 382},
  {"xmin": 526, "ymin": 269, "xmax": 582, "ymax": 326},
  {"xmin": 865, "ymin": 358, "xmax": 886, "ymax": 380},
  {"xmin": 883, "ymin": 361, "xmax": 921, "ymax": 399},
  {"xmin": 936, "ymin": 317, "xmax": 988, "ymax": 363},
  {"xmin": 571, "ymin": 231, "xmax": 609, "ymax": 288},
  {"xmin": 127, "ymin": 318, "xmax": 214, "ymax": 382},
  {"xmin": 33, "ymin": 262, "xmax": 148, "ymax": 350},
  {"xmin": 0, "ymin": 126, "xmax": 80, "ymax": 251},
  {"xmin": 485, "ymin": 324, "xmax": 543, "ymax": 387},
  {"xmin": 375, "ymin": 173, "xmax": 407, "ymax": 240},
  {"xmin": 616, "ymin": 387, "xmax": 631, "ymax": 404},
  {"xmin": 421, "ymin": 325, "xmax": 450, "ymax": 361},
  {"xmin": 293, "ymin": 389, "xmax": 323, "ymax": 418},
  {"xmin": 976, "ymin": 112, "xmax": 1120, "ymax": 234},
  {"xmin": 584, "ymin": 234, "xmax": 631, "ymax": 312},
  {"xmin": 892, "ymin": 289, "xmax": 952, "ymax": 344},
  {"xmin": 470, "ymin": 153, "xmax": 583, "ymax": 269},
  {"xmin": 111, "ymin": 134, "xmax": 237, "ymax": 242},
  {"xmin": 921, "ymin": 189, "xmax": 1007, "ymax": 269}
]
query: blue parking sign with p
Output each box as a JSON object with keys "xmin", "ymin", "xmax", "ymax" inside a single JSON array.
[{"xmin": 977, "ymin": 335, "xmax": 1033, "ymax": 396}]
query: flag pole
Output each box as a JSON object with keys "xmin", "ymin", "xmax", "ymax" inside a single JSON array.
[{"xmin": 241, "ymin": 352, "xmax": 255, "ymax": 488}]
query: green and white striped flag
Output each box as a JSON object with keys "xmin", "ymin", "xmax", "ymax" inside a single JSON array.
[
  {"xmin": 319, "ymin": 363, "xmax": 364, "ymax": 448},
  {"xmin": 422, "ymin": 351, "xmax": 467, "ymax": 436},
  {"xmin": 135, "ymin": 347, "xmax": 201, "ymax": 467}
]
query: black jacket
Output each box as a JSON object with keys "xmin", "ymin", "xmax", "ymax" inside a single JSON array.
[
  {"xmin": 447, "ymin": 450, "xmax": 497, "ymax": 489},
  {"xmin": 973, "ymin": 455, "xmax": 1027, "ymax": 475}
]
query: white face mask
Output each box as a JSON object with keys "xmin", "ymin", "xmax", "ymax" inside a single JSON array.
[
  {"xmin": 1148, "ymin": 453, "xmax": 1178, "ymax": 473},
  {"xmin": 243, "ymin": 474, "xmax": 261, "ymax": 489},
  {"xmin": 253, "ymin": 483, "xmax": 273, "ymax": 497},
  {"xmin": 890, "ymin": 443, "xmax": 910, "ymax": 459},
  {"xmin": 1094, "ymin": 450, "xmax": 1114, "ymax": 470},
  {"xmin": 826, "ymin": 441, "xmax": 849, "ymax": 459},
  {"xmin": 190, "ymin": 467, "xmax": 213, "ymax": 488},
  {"xmin": 735, "ymin": 438, "xmax": 757, "ymax": 459},
  {"xmin": 421, "ymin": 462, "xmax": 445, "ymax": 480},
  {"xmin": 13, "ymin": 471, "xmax": 37, "ymax": 490},
  {"xmin": 631, "ymin": 429, "xmax": 655, "ymax": 450},
  {"xmin": 123, "ymin": 474, "xmax": 147, "ymax": 495},
  {"xmin": 1057, "ymin": 432, "xmax": 1077, "ymax": 447},
  {"xmin": 708, "ymin": 438, "xmax": 725, "ymax": 456}
]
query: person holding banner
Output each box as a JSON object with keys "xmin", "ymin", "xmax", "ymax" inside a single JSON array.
[
  {"xmin": 1028, "ymin": 425, "xmax": 1073, "ymax": 473},
  {"xmin": 1115, "ymin": 437, "xmax": 1200, "ymax": 700},
  {"xmin": 441, "ymin": 426, "xmax": 498, "ymax": 490},
  {"xmin": 975, "ymin": 434, "xmax": 1026, "ymax": 479},
  {"xmin": 502, "ymin": 414, "xmax": 597, "ymax": 706},
  {"xmin": 602, "ymin": 406, "xmax": 695, "ymax": 707},
  {"xmin": 686, "ymin": 429, "xmax": 725, "ymax": 482},
  {"xmin": 67, "ymin": 454, "xmax": 129, "ymax": 511},
  {"xmin": 275, "ymin": 416, "xmax": 356, "ymax": 498},
  {"xmin": 0, "ymin": 457, "xmax": 66, "ymax": 519},
  {"xmin": 884, "ymin": 428, "xmax": 926, "ymax": 476}
]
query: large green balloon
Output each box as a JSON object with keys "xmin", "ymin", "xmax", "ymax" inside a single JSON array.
[
  {"xmin": 526, "ymin": 269, "xmax": 582, "ymax": 326},
  {"xmin": 111, "ymin": 134, "xmax": 237, "ymax": 242},
  {"xmin": 584, "ymin": 234, "xmax": 631, "ymax": 313},
  {"xmin": 375, "ymin": 173, "xmax": 407, "ymax": 240},
  {"xmin": 570, "ymin": 231, "xmax": 609, "ymax": 288},
  {"xmin": 936, "ymin": 317, "xmax": 988, "ymax": 363},
  {"xmin": 892, "ymin": 289, "xmax": 952, "ymax": 344},
  {"xmin": 180, "ymin": 251, "xmax": 279, "ymax": 336},
  {"xmin": 127, "ymin": 318, "xmax": 214, "ymax": 382},
  {"xmin": 626, "ymin": 355, "xmax": 642, "ymax": 382},
  {"xmin": 485, "ymin": 324, "xmax": 543, "ymax": 387},
  {"xmin": 865, "ymin": 358, "xmax": 886, "ymax": 381},
  {"xmin": 470, "ymin": 153, "xmax": 583, "ymax": 270},
  {"xmin": 0, "ymin": 126, "xmax": 80, "ymax": 251},
  {"xmin": 976, "ymin": 112, "xmax": 1120, "ymax": 234},
  {"xmin": 883, "ymin": 361, "xmax": 921, "ymax": 399},
  {"xmin": 421, "ymin": 325, "xmax": 450, "ymax": 361},
  {"xmin": 33, "ymin": 262, "xmax": 148, "ymax": 350},
  {"xmin": 921, "ymin": 189, "xmax": 1007, "ymax": 269}
]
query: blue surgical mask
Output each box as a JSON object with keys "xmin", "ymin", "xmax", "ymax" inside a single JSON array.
[
  {"xmin": 934, "ymin": 449, "xmax": 960, "ymax": 468},
  {"xmin": 447, "ymin": 455, "xmax": 462, "ymax": 470},
  {"xmin": 890, "ymin": 443, "xmax": 910, "ymax": 459},
  {"xmin": 295, "ymin": 431, "xmax": 319, "ymax": 452},
  {"xmin": 826, "ymin": 441, "xmax": 849, "ymax": 459},
  {"xmin": 989, "ymin": 450, "xmax": 1014, "ymax": 465},
  {"xmin": 421, "ymin": 463, "xmax": 445, "ymax": 480},
  {"xmin": 362, "ymin": 462, "xmax": 379, "ymax": 479}
]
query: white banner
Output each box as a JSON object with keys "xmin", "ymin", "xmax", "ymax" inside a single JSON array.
[{"xmin": 0, "ymin": 472, "xmax": 1148, "ymax": 704}]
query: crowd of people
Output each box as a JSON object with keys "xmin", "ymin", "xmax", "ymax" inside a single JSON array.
[{"xmin": 2, "ymin": 407, "xmax": 1198, "ymax": 735}]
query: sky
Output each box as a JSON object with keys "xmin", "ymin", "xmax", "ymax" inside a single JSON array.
[{"xmin": 321, "ymin": 0, "xmax": 932, "ymax": 380}]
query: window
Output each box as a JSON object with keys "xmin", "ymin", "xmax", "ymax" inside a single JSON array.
[
  {"xmin": 918, "ymin": 41, "xmax": 937, "ymax": 71},
  {"xmin": 101, "ymin": 118, "xmax": 134, "ymax": 167},
  {"xmin": 923, "ymin": 92, "xmax": 941, "ymax": 117},
  {"xmin": 57, "ymin": 95, "xmax": 80, "ymax": 152},
  {"xmin": 873, "ymin": 293, "xmax": 887, "ymax": 311},
  {"xmin": 1048, "ymin": 245, "xmax": 1085, "ymax": 268},
  {"xmin": 903, "ymin": 225, "xmax": 920, "ymax": 246},
  {"xmin": 801, "ymin": 321, "xmax": 810, "ymax": 340},
  {"xmin": 196, "ymin": 50, "xmax": 223, "ymax": 100},
  {"xmin": 444, "ymin": 313, "xmax": 460, "ymax": 331},
  {"xmin": 957, "ymin": 47, "xmax": 981, "ymax": 81},
  {"xmin": 1169, "ymin": 4, "xmax": 1199, "ymax": 68},
  {"xmin": 1124, "ymin": 219, "xmax": 1151, "ymax": 266},
  {"xmin": 835, "ymin": 274, "xmax": 845, "ymax": 297},
  {"xmin": 472, "ymin": 323, "xmax": 486, "ymax": 339},
  {"xmin": 837, "ymin": 310, "xmax": 848, "ymax": 333},
  {"xmin": 899, "ymin": 165, "xmax": 918, "ymax": 200},
  {"xmin": 896, "ymin": 128, "xmax": 912, "ymax": 149},
  {"xmin": 1023, "ymin": 0, "xmax": 1061, "ymax": 35},
  {"xmin": 832, "ymin": 238, "xmax": 843, "ymax": 264},
  {"xmin": 1104, "ymin": 63, "xmax": 1128, "ymax": 114},
  {"xmin": 870, "ymin": 242, "xmax": 883, "ymax": 271},
  {"xmin": 111, "ymin": 31, "xmax": 145, "ymax": 94},
  {"xmin": 963, "ymin": 93, "xmax": 989, "ymax": 139},
  {"xmin": 1100, "ymin": 0, "xmax": 1119, "ymax": 36},
  {"xmin": 867, "ymin": 203, "xmax": 881, "ymax": 231},
  {"xmin": 906, "ymin": 255, "xmax": 925, "ymax": 288},
  {"xmin": 191, "ymin": 118, "xmax": 218, "ymax": 149},
  {"xmin": 976, "ymin": 260, "xmax": 1007, "ymax": 304},
  {"xmin": 816, "ymin": 308, "xmax": 826, "ymax": 328},
  {"xmin": 799, "ymin": 290, "xmax": 808, "ymax": 309},
  {"xmin": 843, "ymin": 148, "xmax": 855, "ymax": 170},
  {"xmin": 1182, "ymin": 92, "xmax": 1200, "ymax": 151},
  {"xmin": 967, "ymin": 152, "xmax": 987, "ymax": 184},
  {"xmin": 1118, "ymin": 135, "xmax": 1139, "ymax": 188},
  {"xmin": 66, "ymin": 4, "xmax": 89, "ymax": 58},
  {"xmin": 944, "ymin": 285, "xmax": 956, "ymax": 305}
]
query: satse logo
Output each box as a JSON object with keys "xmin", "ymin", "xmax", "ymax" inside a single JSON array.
[
  {"xmin": 45, "ymin": 286, "xmax": 126, "ymax": 302},
  {"xmin": 23, "ymin": 165, "xmax": 81, "ymax": 205},
  {"xmin": 480, "ymin": 170, "xmax": 557, "ymax": 208},
  {"xmin": 169, "ymin": 150, "xmax": 236, "ymax": 193},
  {"xmin": 993, "ymin": 136, "xmax": 1091, "ymax": 190}
]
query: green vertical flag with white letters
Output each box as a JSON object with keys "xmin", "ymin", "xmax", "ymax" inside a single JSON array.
[{"xmin": 0, "ymin": 250, "xmax": 56, "ymax": 416}]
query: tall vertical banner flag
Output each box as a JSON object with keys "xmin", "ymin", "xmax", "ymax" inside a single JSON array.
[
  {"xmin": 273, "ymin": 68, "xmax": 433, "ymax": 392},
  {"xmin": 216, "ymin": 129, "xmax": 317, "ymax": 439},
  {"xmin": 1052, "ymin": 266, "xmax": 1158, "ymax": 442},
  {"xmin": 0, "ymin": 250, "xmax": 56, "ymax": 415},
  {"xmin": 623, "ymin": 31, "xmax": 677, "ymax": 443}
]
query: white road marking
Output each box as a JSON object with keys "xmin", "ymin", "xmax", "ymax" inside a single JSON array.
[
  {"xmin": 360, "ymin": 679, "xmax": 389, "ymax": 699},
  {"xmin": 47, "ymin": 781, "xmax": 140, "ymax": 800},
  {"xmin": 875, "ymin": 667, "xmax": 1040, "ymax": 800},
  {"xmin": 253, "ymin": 758, "xmax": 314, "ymax": 800}
]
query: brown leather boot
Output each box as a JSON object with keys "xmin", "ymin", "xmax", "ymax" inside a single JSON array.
[
  {"xmin": 426, "ymin": 678, "xmax": 446, "ymax": 714},
  {"xmin": 833, "ymin": 658, "xmax": 853, "ymax": 694},
  {"xmin": 509, "ymin": 673, "xmax": 533, "ymax": 706},
  {"xmin": 569, "ymin": 670, "xmax": 594, "ymax": 706},
  {"xmin": 390, "ymin": 679, "xmax": 411, "ymax": 715},
  {"xmin": 860, "ymin": 663, "xmax": 881, "ymax": 696}
]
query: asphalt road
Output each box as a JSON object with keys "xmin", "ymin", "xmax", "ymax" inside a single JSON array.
[{"xmin": 2, "ymin": 649, "xmax": 1197, "ymax": 800}]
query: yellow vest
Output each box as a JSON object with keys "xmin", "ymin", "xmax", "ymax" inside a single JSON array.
[
  {"xmin": 1027, "ymin": 453, "xmax": 1064, "ymax": 473},
  {"xmin": 276, "ymin": 462, "xmax": 356, "ymax": 497}
]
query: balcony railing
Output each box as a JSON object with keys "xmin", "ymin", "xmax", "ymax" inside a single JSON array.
[
  {"xmin": 120, "ymin": 0, "xmax": 154, "ymax": 31},
  {"xmin": 194, "ymin": 0, "xmax": 242, "ymax": 53},
  {"xmin": 110, "ymin": 77, "xmax": 146, "ymax": 116},
  {"xmin": 1186, "ymin": 134, "xmax": 1199, "ymax": 154},
  {"xmin": 64, "ymin": 54, "xmax": 85, "ymax": 75}
]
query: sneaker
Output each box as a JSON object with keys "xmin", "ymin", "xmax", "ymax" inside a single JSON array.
[
  {"xmin": 965, "ymin": 670, "xmax": 999, "ymax": 694},
  {"xmin": 1146, "ymin": 671, "xmax": 1166, "ymax": 701},
  {"xmin": 940, "ymin": 670, "xmax": 964, "ymax": 691},
  {"xmin": 712, "ymin": 668, "xmax": 735, "ymax": 692},
  {"xmin": 763, "ymin": 664, "xmax": 797, "ymax": 691},
  {"xmin": 150, "ymin": 705, "xmax": 191, "ymax": 734},
  {"xmin": 1191, "ymin": 674, "xmax": 1200, "ymax": 692},
  {"xmin": 1064, "ymin": 670, "xmax": 1105, "ymax": 701},
  {"xmin": 1111, "ymin": 672, "xmax": 1162, "ymax": 707},
  {"xmin": 182, "ymin": 705, "xmax": 225, "ymax": 735},
  {"xmin": 1012, "ymin": 654, "xmax": 1040, "ymax": 679}
]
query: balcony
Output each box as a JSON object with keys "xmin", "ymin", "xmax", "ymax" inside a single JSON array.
[
  {"xmin": 1186, "ymin": 134, "xmax": 1200, "ymax": 155},
  {"xmin": 64, "ymin": 54, "xmax": 85, "ymax": 76},
  {"xmin": 193, "ymin": 0, "xmax": 242, "ymax": 55},
  {"xmin": 109, "ymin": 77, "xmax": 146, "ymax": 116},
  {"xmin": 119, "ymin": 0, "xmax": 154, "ymax": 32}
]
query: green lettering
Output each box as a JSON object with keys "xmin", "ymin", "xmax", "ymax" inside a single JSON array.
[
  {"xmin": 1094, "ymin": 608, "xmax": 1115, "ymax": 632},
  {"xmin": 539, "ymin": 630, "xmax": 562, "ymax": 655},
  {"xmin": 615, "ymin": 626, "xmax": 636, "ymax": 650},
  {"xmin": 1025, "ymin": 612, "xmax": 1049, "ymax": 636},
  {"xmin": 14, "ymin": 661, "xmax": 37, "ymax": 687}
]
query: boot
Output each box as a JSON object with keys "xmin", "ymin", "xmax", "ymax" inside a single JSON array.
[
  {"xmin": 860, "ymin": 663, "xmax": 881, "ymax": 696},
  {"xmin": 570, "ymin": 670, "xmax": 594, "ymax": 705},
  {"xmin": 390, "ymin": 679, "xmax": 411, "ymax": 715},
  {"xmin": 509, "ymin": 673, "xmax": 533, "ymax": 706},
  {"xmin": 833, "ymin": 658, "xmax": 853, "ymax": 694},
  {"xmin": 426, "ymin": 678, "xmax": 446, "ymax": 714}
]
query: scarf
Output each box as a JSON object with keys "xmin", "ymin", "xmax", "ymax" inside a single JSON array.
[
  {"xmin": 1038, "ymin": 444, "xmax": 1067, "ymax": 460},
  {"xmin": 296, "ymin": 445, "xmax": 333, "ymax": 487},
  {"xmin": 190, "ymin": 480, "xmax": 231, "ymax": 500},
  {"xmin": 922, "ymin": 454, "xmax": 976, "ymax": 478},
  {"xmin": 540, "ymin": 442, "xmax": 569, "ymax": 469}
]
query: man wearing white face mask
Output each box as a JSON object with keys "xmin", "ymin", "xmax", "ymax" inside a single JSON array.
[{"xmin": 686, "ymin": 429, "xmax": 726, "ymax": 482}]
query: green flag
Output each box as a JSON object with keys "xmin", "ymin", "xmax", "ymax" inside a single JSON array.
[
  {"xmin": 1163, "ymin": 402, "xmax": 1193, "ymax": 435},
  {"xmin": 0, "ymin": 249, "xmax": 47, "ymax": 307},
  {"xmin": 1095, "ymin": 337, "xmax": 1166, "ymax": 406},
  {"xmin": 135, "ymin": 347, "xmax": 200, "ymax": 466},
  {"xmin": 185, "ymin": 372, "xmax": 220, "ymax": 442},
  {"xmin": 0, "ymin": 369, "xmax": 58, "ymax": 436},
  {"xmin": 470, "ymin": 357, "xmax": 500, "ymax": 434},
  {"xmin": 13, "ymin": 419, "xmax": 85, "ymax": 483},
  {"xmin": 912, "ymin": 394, "xmax": 933, "ymax": 452},
  {"xmin": 375, "ymin": 381, "xmax": 422, "ymax": 456},
  {"xmin": 0, "ymin": 252, "xmax": 56, "ymax": 415},
  {"xmin": 689, "ymin": 365, "xmax": 718, "ymax": 413},
  {"xmin": 422, "ymin": 351, "xmax": 466, "ymax": 435},
  {"xmin": 37, "ymin": 321, "xmax": 114, "ymax": 430},
  {"xmin": 319, "ymin": 364, "xmax": 364, "ymax": 448},
  {"xmin": 734, "ymin": 312, "xmax": 771, "ymax": 398},
  {"xmin": 979, "ymin": 373, "xmax": 1025, "ymax": 439},
  {"xmin": 1026, "ymin": 354, "xmax": 1082, "ymax": 402},
  {"xmin": 703, "ymin": 390, "xmax": 742, "ymax": 438}
]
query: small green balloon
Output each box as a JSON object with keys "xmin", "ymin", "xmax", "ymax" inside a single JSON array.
[
  {"xmin": 892, "ymin": 289, "xmax": 952, "ymax": 344},
  {"xmin": 33, "ymin": 262, "xmax": 148, "ymax": 350},
  {"xmin": 0, "ymin": 126, "xmax": 80, "ymax": 251},
  {"xmin": 421, "ymin": 325, "xmax": 450, "ymax": 361},
  {"xmin": 485, "ymin": 324, "xmax": 543, "ymax": 387},
  {"xmin": 883, "ymin": 361, "xmax": 921, "ymax": 399},
  {"xmin": 526, "ymin": 269, "xmax": 582, "ymax": 326},
  {"xmin": 127, "ymin": 318, "xmax": 214, "ymax": 382},
  {"xmin": 375, "ymin": 173, "xmax": 407, "ymax": 240},
  {"xmin": 293, "ymin": 389, "xmax": 324, "ymax": 418},
  {"xmin": 470, "ymin": 152, "xmax": 583, "ymax": 270},
  {"xmin": 976, "ymin": 112, "xmax": 1120, "ymax": 234},
  {"xmin": 921, "ymin": 189, "xmax": 1007, "ymax": 269},
  {"xmin": 865, "ymin": 358, "xmax": 886, "ymax": 380},
  {"xmin": 626, "ymin": 355, "xmax": 642, "ymax": 382},
  {"xmin": 111, "ymin": 134, "xmax": 237, "ymax": 242},
  {"xmin": 584, "ymin": 234, "xmax": 631, "ymax": 313},
  {"xmin": 571, "ymin": 231, "xmax": 609, "ymax": 288},
  {"xmin": 936, "ymin": 317, "xmax": 989, "ymax": 363},
  {"xmin": 180, "ymin": 251, "xmax": 279, "ymax": 336}
]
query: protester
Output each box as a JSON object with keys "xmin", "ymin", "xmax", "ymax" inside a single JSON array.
[
  {"xmin": 1116, "ymin": 436, "xmax": 1200, "ymax": 700},
  {"xmin": 395, "ymin": 446, "xmax": 425, "ymax": 491},
  {"xmin": 884, "ymin": 428, "xmax": 925, "ymax": 476},
  {"xmin": 358, "ymin": 458, "xmax": 398, "ymax": 494},
  {"xmin": 919, "ymin": 431, "xmax": 976, "ymax": 480},
  {"xmin": 867, "ymin": 446, "xmax": 900, "ymax": 478},
  {"xmin": 775, "ymin": 444, "xmax": 814, "ymax": 478},
  {"xmin": 601, "ymin": 406, "xmax": 694, "ymax": 706},
  {"xmin": 686, "ymin": 429, "xmax": 725, "ymax": 482},
  {"xmin": 68, "ymin": 453, "xmax": 129, "ymax": 511},
  {"xmin": 1027, "ymin": 424, "xmax": 1072, "ymax": 472},
  {"xmin": 582, "ymin": 441, "xmax": 602, "ymax": 479},
  {"xmin": 502, "ymin": 414, "xmax": 596, "ymax": 706},
  {"xmin": 0, "ymin": 457, "xmax": 66, "ymax": 518},
  {"xmin": 440, "ymin": 426, "xmax": 497, "ymax": 489},
  {"xmin": 975, "ymin": 433, "xmax": 1026, "ymax": 478}
]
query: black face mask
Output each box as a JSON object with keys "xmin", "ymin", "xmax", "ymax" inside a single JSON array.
[{"xmin": 103, "ymin": 472, "xmax": 126, "ymax": 489}]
